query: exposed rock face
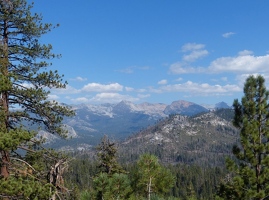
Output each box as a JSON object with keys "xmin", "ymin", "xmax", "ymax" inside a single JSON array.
[
  {"xmin": 36, "ymin": 124, "xmax": 78, "ymax": 143},
  {"xmin": 164, "ymin": 100, "xmax": 208, "ymax": 116},
  {"xmin": 120, "ymin": 109, "xmax": 237, "ymax": 166}
]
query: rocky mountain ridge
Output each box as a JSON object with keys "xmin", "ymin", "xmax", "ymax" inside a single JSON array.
[
  {"xmin": 41, "ymin": 100, "xmax": 232, "ymax": 150},
  {"xmin": 71, "ymin": 100, "xmax": 230, "ymax": 119},
  {"xmin": 119, "ymin": 108, "xmax": 237, "ymax": 166}
]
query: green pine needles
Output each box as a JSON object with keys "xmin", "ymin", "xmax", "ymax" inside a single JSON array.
[
  {"xmin": 0, "ymin": 0, "xmax": 74, "ymax": 199},
  {"xmin": 217, "ymin": 75, "xmax": 269, "ymax": 200}
]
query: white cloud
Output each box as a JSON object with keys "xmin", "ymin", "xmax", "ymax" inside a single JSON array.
[
  {"xmin": 70, "ymin": 76, "xmax": 87, "ymax": 81},
  {"xmin": 238, "ymin": 50, "xmax": 253, "ymax": 56},
  {"xmin": 52, "ymin": 85, "xmax": 79, "ymax": 94},
  {"xmin": 169, "ymin": 43, "xmax": 209, "ymax": 74},
  {"xmin": 89, "ymin": 93, "xmax": 139, "ymax": 103},
  {"xmin": 21, "ymin": 82, "xmax": 34, "ymax": 88},
  {"xmin": 48, "ymin": 94, "xmax": 59, "ymax": 100},
  {"xmin": 158, "ymin": 79, "xmax": 168, "ymax": 85},
  {"xmin": 209, "ymin": 54, "xmax": 269, "ymax": 73},
  {"xmin": 81, "ymin": 83, "xmax": 123, "ymax": 92},
  {"xmin": 170, "ymin": 51, "xmax": 269, "ymax": 75},
  {"xmin": 125, "ymin": 87, "xmax": 134, "ymax": 92},
  {"xmin": 137, "ymin": 88, "xmax": 147, "ymax": 93},
  {"xmin": 169, "ymin": 63, "xmax": 205, "ymax": 74},
  {"xmin": 181, "ymin": 43, "xmax": 209, "ymax": 62},
  {"xmin": 183, "ymin": 49, "xmax": 209, "ymax": 62},
  {"xmin": 235, "ymin": 73, "xmax": 269, "ymax": 87},
  {"xmin": 222, "ymin": 32, "xmax": 236, "ymax": 38},
  {"xmin": 181, "ymin": 43, "xmax": 205, "ymax": 52},
  {"xmin": 151, "ymin": 81, "xmax": 241, "ymax": 96}
]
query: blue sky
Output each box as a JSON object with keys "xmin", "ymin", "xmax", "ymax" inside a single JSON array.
[{"xmin": 32, "ymin": 0, "xmax": 269, "ymax": 106}]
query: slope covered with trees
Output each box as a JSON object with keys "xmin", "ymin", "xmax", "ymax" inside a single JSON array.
[
  {"xmin": 65, "ymin": 138, "xmax": 228, "ymax": 200},
  {"xmin": 119, "ymin": 109, "xmax": 238, "ymax": 167}
]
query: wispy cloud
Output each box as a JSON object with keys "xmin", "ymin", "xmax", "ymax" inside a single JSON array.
[
  {"xmin": 70, "ymin": 76, "xmax": 88, "ymax": 82},
  {"xmin": 152, "ymin": 81, "xmax": 241, "ymax": 96},
  {"xmin": 125, "ymin": 87, "xmax": 134, "ymax": 92},
  {"xmin": 181, "ymin": 43, "xmax": 205, "ymax": 52},
  {"xmin": 117, "ymin": 67, "xmax": 134, "ymax": 74},
  {"xmin": 48, "ymin": 94, "xmax": 60, "ymax": 100},
  {"xmin": 175, "ymin": 77, "xmax": 183, "ymax": 82},
  {"xmin": 169, "ymin": 43, "xmax": 209, "ymax": 74},
  {"xmin": 181, "ymin": 43, "xmax": 209, "ymax": 62},
  {"xmin": 169, "ymin": 63, "xmax": 205, "ymax": 74},
  {"xmin": 117, "ymin": 66, "xmax": 150, "ymax": 74},
  {"xmin": 52, "ymin": 85, "xmax": 80, "ymax": 94},
  {"xmin": 222, "ymin": 32, "xmax": 236, "ymax": 38},
  {"xmin": 158, "ymin": 79, "xmax": 168, "ymax": 85},
  {"xmin": 183, "ymin": 50, "xmax": 208, "ymax": 62}
]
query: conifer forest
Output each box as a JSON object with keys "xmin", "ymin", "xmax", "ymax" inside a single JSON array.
[{"xmin": 1, "ymin": 1, "xmax": 269, "ymax": 200}]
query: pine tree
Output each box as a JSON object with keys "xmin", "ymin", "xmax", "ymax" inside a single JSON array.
[
  {"xmin": 0, "ymin": 0, "xmax": 74, "ymax": 199},
  {"xmin": 96, "ymin": 135, "xmax": 124, "ymax": 175},
  {"xmin": 91, "ymin": 135, "xmax": 131, "ymax": 199},
  {"xmin": 134, "ymin": 154, "xmax": 175, "ymax": 200},
  {"xmin": 93, "ymin": 172, "xmax": 132, "ymax": 200},
  {"xmin": 217, "ymin": 75, "xmax": 269, "ymax": 200}
]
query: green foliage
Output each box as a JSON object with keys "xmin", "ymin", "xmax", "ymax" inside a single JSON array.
[
  {"xmin": 65, "ymin": 153, "xmax": 227, "ymax": 200},
  {"xmin": 168, "ymin": 164, "xmax": 226, "ymax": 200},
  {"xmin": 217, "ymin": 75, "xmax": 269, "ymax": 200},
  {"xmin": 79, "ymin": 190, "xmax": 93, "ymax": 200},
  {"xmin": 96, "ymin": 135, "xmax": 124, "ymax": 175},
  {"xmin": 0, "ymin": 0, "xmax": 74, "ymax": 198},
  {"xmin": 92, "ymin": 172, "xmax": 132, "ymax": 200},
  {"xmin": 0, "ymin": 176, "xmax": 53, "ymax": 200},
  {"xmin": 64, "ymin": 153, "xmax": 98, "ymax": 190},
  {"xmin": 132, "ymin": 154, "xmax": 175, "ymax": 199},
  {"xmin": 88, "ymin": 136, "xmax": 132, "ymax": 199}
]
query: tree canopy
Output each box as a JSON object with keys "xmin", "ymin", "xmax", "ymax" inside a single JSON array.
[
  {"xmin": 0, "ymin": 0, "xmax": 74, "ymax": 199},
  {"xmin": 217, "ymin": 75, "xmax": 269, "ymax": 200}
]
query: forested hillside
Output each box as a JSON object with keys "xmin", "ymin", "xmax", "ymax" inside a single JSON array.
[
  {"xmin": 119, "ymin": 109, "xmax": 238, "ymax": 167},
  {"xmin": 64, "ymin": 141, "xmax": 229, "ymax": 200}
]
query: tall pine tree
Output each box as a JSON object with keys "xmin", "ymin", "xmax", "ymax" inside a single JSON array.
[
  {"xmin": 0, "ymin": 0, "xmax": 74, "ymax": 199},
  {"xmin": 96, "ymin": 135, "xmax": 124, "ymax": 175},
  {"xmin": 217, "ymin": 75, "xmax": 269, "ymax": 200},
  {"xmin": 134, "ymin": 154, "xmax": 175, "ymax": 200}
]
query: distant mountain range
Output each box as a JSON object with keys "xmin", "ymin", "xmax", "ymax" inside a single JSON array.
[{"xmin": 41, "ymin": 100, "xmax": 232, "ymax": 150}]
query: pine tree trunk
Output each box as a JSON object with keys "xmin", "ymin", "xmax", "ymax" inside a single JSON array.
[
  {"xmin": 148, "ymin": 177, "xmax": 152, "ymax": 200},
  {"xmin": 0, "ymin": 151, "xmax": 9, "ymax": 178},
  {"xmin": 1, "ymin": 7, "xmax": 13, "ymax": 199},
  {"xmin": 257, "ymin": 103, "xmax": 262, "ymax": 199},
  {"xmin": 0, "ymin": 16, "xmax": 10, "ymax": 187}
]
